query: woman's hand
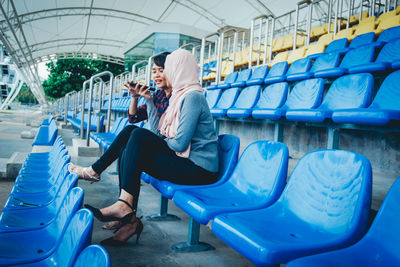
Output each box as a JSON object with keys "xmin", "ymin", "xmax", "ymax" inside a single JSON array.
[{"xmin": 126, "ymin": 81, "xmax": 152, "ymax": 99}]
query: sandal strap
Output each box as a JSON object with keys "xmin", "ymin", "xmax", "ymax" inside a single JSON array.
[
  {"xmin": 117, "ymin": 199, "xmax": 135, "ymax": 212},
  {"xmin": 83, "ymin": 168, "xmax": 100, "ymax": 181}
]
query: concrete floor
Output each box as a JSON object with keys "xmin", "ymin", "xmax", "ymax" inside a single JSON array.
[{"xmin": 0, "ymin": 109, "xmax": 253, "ymax": 266}]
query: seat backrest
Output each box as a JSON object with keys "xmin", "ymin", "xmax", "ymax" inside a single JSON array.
[
  {"xmin": 206, "ymin": 89, "xmax": 221, "ymax": 109},
  {"xmin": 279, "ymin": 150, "xmax": 372, "ymax": 234},
  {"xmin": 255, "ymin": 82, "xmax": 288, "ymax": 109},
  {"xmin": 317, "ymin": 33, "xmax": 334, "ymax": 46},
  {"xmin": 223, "ymin": 71, "xmax": 238, "ymax": 84},
  {"xmin": 229, "ymin": 140, "xmax": 288, "ymax": 204},
  {"xmin": 271, "ymin": 51, "xmax": 288, "ymax": 65},
  {"xmin": 325, "ymin": 38, "xmax": 348, "ymax": 53},
  {"xmin": 282, "ymin": 78, "xmax": 324, "ymax": 110},
  {"xmin": 310, "ymin": 52, "xmax": 341, "ymax": 72},
  {"xmin": 376, "ymin": 15, "xmax": 400, "ymax": 32},
  {"xmin": 237, "ymin": 68, "xmax": 252, "ymax": 82},
  {"xmin": 375, "ymin": 38, "xmax": 400, "ymax": 64},
  {"xmin": 266, "ymin": 61, "xmax": 288, "ymax": 78},
  {"xmin": 369, "ymin": 70, "xmax": 400, "ymax": 110},
  {"xmin": 349, "ymin": 32, "xmax": 375, "ymax": 48},
  {"xmin": 340, "ymin": 46, "xmax": 375, "ymax": 69},
  {"xmin": 217, "ymin": 134, "xmax": 240, "ymax": 182},
  {"xmin": 232, "ymin": 85, "xmax": 262, "ymax": 109},
  {"xmin": 73, "ymin": 245, "xmax": 110, "ymax": 267},
  {"xmin": 286, "ymin": 58, "xmax": 311, "ymax": 76},
  {"xmin": 366, "ymin": 177, "xmax": 400, "ymax": 247},
  {"xmin": 319, "ymin": 73, "xmax": 373, "ymax": 110},
  {"xmin": 353, "ymin": 22, "xmax": 375, "ymax": 36},
  {"xmin": 334, "ymin": 28, "xmax": 354, "ymax": 40},
  {"xmin": 213, "ymin": 87, "xmax": 240, "ymax": 109},
  {"xmin": 47, "ymin": 209, "xmax": 93, "ymax": 266},
  {"xmin": 305, "ymin": 43, "xmax": 325, "ymax": 57},
  {"xmin": 377, "ymin": 25, "xmax": 400, "ymax": 43},
  {"xmin": 287, "ymin": 47, "xmax": 306, "ymax": 64},
  {"xmin": 109, "ymin": 117, "xmax": 123, "ymax": 134},
  {"xmin": 251, "ymin": 65, "xmax": 269, "ymax": 80}
]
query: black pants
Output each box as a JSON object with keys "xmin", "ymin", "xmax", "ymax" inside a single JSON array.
[{"xmin": 92, "ymin": 126, "xmax": 218, "ymax": 209}]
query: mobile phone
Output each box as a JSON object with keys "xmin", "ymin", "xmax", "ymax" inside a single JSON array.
[{"xmin": 128, "ymin": 82, "xmax": 155, "ymax": 92}]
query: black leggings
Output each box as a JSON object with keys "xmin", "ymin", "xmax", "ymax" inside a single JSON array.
[{"xmin": 92, "ymin": 126, "xmax": 218, "ymax": 209}]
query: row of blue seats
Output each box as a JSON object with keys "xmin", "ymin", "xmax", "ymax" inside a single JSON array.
[
  {"xmin": 206, "ymin": 70, "xmax": 400, "ymax": 125},
  {"xmin": 207, "ymin": 35, "xmax": 400, "ymax": 91},
  {"xmin": 68, "ymin": 112, "xmax": 105, "ymax": 132},
  {"xmin": 0, "ymin": 137, "xmax": 110, "ymax": 266},
  {"xmin": 32, "ymin": 117, "xmax": 58, "ymax": 146},
  {"xmin": 141, "ymin": 134, "xmax": 399, "ymax": 266}
]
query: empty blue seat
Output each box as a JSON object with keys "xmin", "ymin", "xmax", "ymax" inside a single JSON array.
[
  {"xmin": 286, "ymin": 73, "xmax": 373, "ymax": 122},
  {"xmin": 332, "ymin": 70, "xmax": 400, "ymax": 125},
  {"xmin": 264, "ymin": 61, "xmax": 288, "ymax": 84},
  {"xmin": 210, "ymin": 87, "xmax": 240, "ymax": 117},
  {"xmin": 312, "ymin": 52, "xmax": 341, "ymax": 78},
  {"xmin": 377, "ymin": 25, "xmax": 400, "ymax": 43},
  {"xmin": 312, "ymin": 46, "xmax": 376, "ymax": 78},
  {"xmin": 0, "ymin": 187, "xmax": 85, "ymax": 266},
  {"xmin": 286, "ymin": 58, "xmax": 313, "ymax": 82},
  {"xmin": 246, "ymin": 65, "xmax": 268, "ymax": 86},
  {"xmin": 252, "ymin": 78, "xmax": 324, "ymax": 119},
  {"xmin": 251, "ymin": 82, "xmax": 289, "ymax": 119},
  {"xmin": 287, "ymin": 176, "xmax": 400, "ymax": 267},
  {"xmin": 74, "ymin": 245, "xmax": 110, "ymax": 267},
  {"xmin": 230, "ymin": 69, "xmax": 252, "ymax": 87},
  {"xmin": 207, "ymin": 71, "xmax": 238, "ymax": 90},
  {"xmin": 0, "ymin": 183, "xmax": 81, "ymax": 232},
  {"xmin": 32, "ymin": 119, "xmax": 58, "ymax": 146},
  {"xmin": 349, "ymin": 32, "xmax": 376, "ymax": 48},
  {"xmin": 174, "ymin": 140, "xmax": 288, "ymax": 225},
  {"xmin": 205, "ymin": 89, "xmax": 221, "ymax": 109},
  {"xmin": 226, "ymin": 85, "xmax": 262, "ymax": 118},
  {"xmin": 212, "ymin": 149, "xmax": 372, "ymax": 266},
  {"xmin": 347, "ymin": 39, "xmax": 400, "ymax": 73},
  {"xmin": 324, "ymin": 38, "xmax": 348, "ymax": 54}
]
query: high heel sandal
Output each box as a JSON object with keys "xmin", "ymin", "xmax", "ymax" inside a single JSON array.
[
  {"xmin": 67, "ymin": 163, "xmax": 100, "ymax": 183},
  {"xmin": 100, "ymin": 213, "xmax": 144, "ymax": 247},
  {"xmin": 84, "ymin": 199, "xmax": 134, "ymax": 222}
]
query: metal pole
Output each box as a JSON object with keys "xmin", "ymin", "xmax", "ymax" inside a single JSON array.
[
  {"xmin": 263, "ymin": 17, "xmax": 269, "ymax": 63},
  {"xmin": 132, "ymin": 60, "xmax": 147, "ymax": 81},
  {"xmin": 80, "ymin": 80, "xmax": 90, "ymax": 139},
  {"xmin": 294, "ymin": 3, "xmax": 300, "ymax": 50},
  {"xmin": 372, "ymin": 0, "xmax": 376, "ymax": 17},
  {"xmin": 306, "ymin": 2, "xmax": 312, "ymax": 46},
  {"xmin": 359, "ymin": 0, "xmax": 363, "ymax": 22},
  {"xmin": 257, "ymin": 19, "xmax": 262, "ymax": 65},
  {"xmin": 347, "ymin": 0, "xmax": 352, "ymax": 28},
  {"xmin": 334, "ymin": 0, "xmax": 340, "ymax": 37},
  {"xmin": 268, "ymin": 18, "xmax": 275, "ymax": 63},
  {"xmin": 339, "ymin": 0, "xmax": 344, "ymax": 31},
  {"xmin": 249, "ymin": 19, "xmax": 255, "ymax": 68},
  {"xmin": 200, "ymin": 37, "xmax": 206, "ymax": 87},
  {"xmin": 328, "ymin": 0, "xmax": 333, "ymax": 33},
  {"xmin": 232, "ymin": 31, "xmax": 237, "ymax": 72},
  {"xmin": 218, "ymin": 28, "xmax": 238, "ymax": 82}
]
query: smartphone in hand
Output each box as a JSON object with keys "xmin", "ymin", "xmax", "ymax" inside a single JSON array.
[{"xmin": 128, "ymin": 81, "xmax": 155, "ymax": 92}]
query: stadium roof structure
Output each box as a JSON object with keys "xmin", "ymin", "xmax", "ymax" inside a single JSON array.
[{"xmin": 0, "ymin": 0, "xmax": 332, "ymax": 105}]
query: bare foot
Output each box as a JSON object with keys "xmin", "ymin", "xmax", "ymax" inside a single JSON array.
[
  {"xmin": 100, "ymin": 200, "xmax": 133, "ymax": 220},
  {"xmin": 102, "ymin": 221, "xmax": 121, "ymax": 230},
  {"xmin": 68, "ymin": 164, "xmax": 100, "ymax": 182}
]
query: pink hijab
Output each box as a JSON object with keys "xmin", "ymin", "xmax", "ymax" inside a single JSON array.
[{"xmin": 158, "ymin": 49, "xmax": 204, "ymax": 158}]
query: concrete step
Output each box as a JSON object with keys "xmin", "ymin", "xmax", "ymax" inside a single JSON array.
[{"xmin": 0, "ymin": 158, "xmax": 7, "ymax": 180}]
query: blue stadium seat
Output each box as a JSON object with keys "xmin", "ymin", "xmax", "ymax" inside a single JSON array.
[
  {"xmin": 332, "ymin": 70, "xmax": 400, "ymax": 125},
  {"xmin": 68, "ymin": 113, "xmax": 104, "ymax": 132},
  {"xmin": 376, "ymin": 25, "xmax": 400, "ymax": 43},
  {"xmin": 286, "ymin": 73, "xmax": 373, "ymax": 122},
  {"xmin": 311, "ymin": 52, "xmax": 342, "ymax": 78},
  {"xmin": 251, "ymin": 82, "xmax": 288, "ymax": 119},
  {"xmin": 74, "ymin": 245, "xmax": 110, "ymax": 267},
  {"xmin": 287, "ymin": 176, "xmax": 400, "ymax": 267},
  {"xmin": 324, "ymin": 38, "xmax": 348, "ymax": 54},
  {"xmin": 174, "ymin": 140, "xmax": 288, "ymax": 225},
  {"xmin": 286, "ymin": 58, "xmax": 313, "ymax": 82},
  {"xmin": 91, "ymin": 117, "xmax": 124, "ymax": 144},
  {"xmin": 264, "ymin": 61, "xmax": 288, "ymax": 84},
  {"xmin": 226, "ymin": 85, "xmax": 262, "ymax": 118},
  {"xmin": 205, "ymin": 89, "xmax": 221, "ymax": 109},
  {"xmin": 246, "ymin": 65, "xmax": 268, "ymax": 86},
  {"xmin": 230, "ymin": 68, "xmax": 252, "ymax": 87},
  {"xmin": 32, "ymin": 119, "xmax": 58, "ymax": 146},
  {"xmin": 252, "ymin": 78, "xmax": 324, "ymax": 119},
  {"xmin": 40, "ymin": 117, "xmax": 53, "ymax": 126},
  {"xmin": 0, "ymin": 185, "xmax": 81, "ymax": 232},
  {"xmin": 210, "ymin": 87, "xmax": 240, "ymax": 117},
  {"xmin": 212, "ymin": 150, "xmax": 372, "ymax": 266},
  {"xmin": 0, "ymin": 187, "xmax": 85, "ymax": 266},
  {"xmin": 207, "ymin": 71, "xmax": 238, "ymax": 90},
  {"xmin": 349, "ymin": 32, "xmax": 376, "ymax": 48},
  {"xmin": 312, "ymin": 46, "xmax": 376, "ymax": 78}
]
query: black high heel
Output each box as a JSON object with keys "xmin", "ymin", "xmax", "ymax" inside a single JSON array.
[
  {"xmin": 100, "ymin": 213, "xmax": 144, "ymax": 247},
  {"xmin": 84, "ymin": 199, "xmax": 135, "ymax": 222}
]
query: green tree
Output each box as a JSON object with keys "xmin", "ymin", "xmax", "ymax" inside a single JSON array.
[
  {"xmin": 42, "ymin": 59, "xmax": 124, "ymax": 99},
  {"xmin": 16, "ymin": 83, "xmax": 38, "ymax": 105}
]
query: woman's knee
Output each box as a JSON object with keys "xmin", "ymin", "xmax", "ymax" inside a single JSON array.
[{"xmin": 129, "ymin": 128, "xmax": 154, "ymax": 143}]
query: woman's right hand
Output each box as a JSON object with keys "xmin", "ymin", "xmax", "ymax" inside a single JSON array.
[{"xmin": 126, "ymin": 81, "xmax": 152, "ymax": 99}]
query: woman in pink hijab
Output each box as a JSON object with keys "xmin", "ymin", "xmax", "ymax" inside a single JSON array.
[{"xmin": 86, "ymin": 49, "xmax": 219, "ymax": 246}]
